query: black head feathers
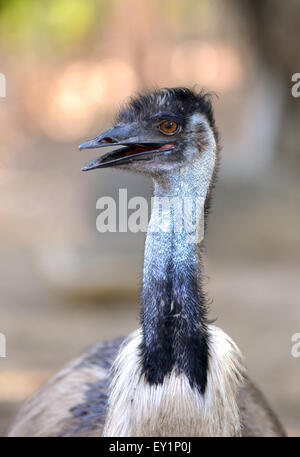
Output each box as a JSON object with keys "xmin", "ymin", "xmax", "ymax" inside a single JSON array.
[{"xmin": 116, "ymin": 87, "xmax": 217, "ymax": 135}]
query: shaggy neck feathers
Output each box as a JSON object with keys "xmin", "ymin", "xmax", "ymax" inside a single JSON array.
[
  {"xmin": 140, "ymin": 115, "xmax": 217, "ymax": 393},
  {"xmin": 103, "ymin": 327, "xmax": 245, "ymax": 437}
]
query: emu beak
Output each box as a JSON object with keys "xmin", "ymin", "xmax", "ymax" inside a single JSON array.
[{"xmin": 79, "ymin": 124, "xmax": 175, "ymax": 171}]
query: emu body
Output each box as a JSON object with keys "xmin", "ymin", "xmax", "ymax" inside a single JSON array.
[
  {"xmin": 9, "ymin": 334, "xmax": 284, "ymax": 437},
  {"xmin": 9, "ymin": 88, "xmax": 285, "ymax": 437}
]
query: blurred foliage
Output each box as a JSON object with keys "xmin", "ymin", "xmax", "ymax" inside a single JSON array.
[
  {"xmin": 0, "ymin": 0, "xmax": 213, "ymax": 56},
  {"xmin": 163, "ymin": 0, "xmax": 211, "ymax": 30},
  {"xmin": 0, "ymin": 0, "xmax": 110, "ymax": 54}
]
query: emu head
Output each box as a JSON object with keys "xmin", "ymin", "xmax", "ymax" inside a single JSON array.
[{"xmin": 79, "ymin": 88, "xmax": 219, "ymax": 178}]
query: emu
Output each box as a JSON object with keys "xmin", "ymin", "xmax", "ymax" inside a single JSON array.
[{"xmin": 9, "ymin": 88, "xmax": 285, "ymax": 437}]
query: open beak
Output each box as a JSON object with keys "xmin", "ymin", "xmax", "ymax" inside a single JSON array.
[{"xmin": 79, "ymin": 124, "xmax": 175, "ymax": 171}]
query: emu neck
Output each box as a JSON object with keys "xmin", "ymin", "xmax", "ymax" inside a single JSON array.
[{"xmin": 141, "ymin": 153, "xmax": 215, "ymax": 393}]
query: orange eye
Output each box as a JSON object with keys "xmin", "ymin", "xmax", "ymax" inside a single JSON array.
[{"xmin": 159, "ymin": 120, "xmax": 179, "ymax": 135}]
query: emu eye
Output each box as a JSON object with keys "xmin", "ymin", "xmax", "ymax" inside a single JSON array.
[{"xmin": 159, "ymin": 120, "xmax": 179, "ymax": 135}]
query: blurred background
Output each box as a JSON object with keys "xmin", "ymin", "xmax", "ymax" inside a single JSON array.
[{"xmin": 0, "ymin": 0, "xmax": 299, "ymax": 436}]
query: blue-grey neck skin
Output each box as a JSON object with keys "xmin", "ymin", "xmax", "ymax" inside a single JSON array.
[{"xmin": 140, "ymin": 114, "xmax": 217, "ymax": 393}]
